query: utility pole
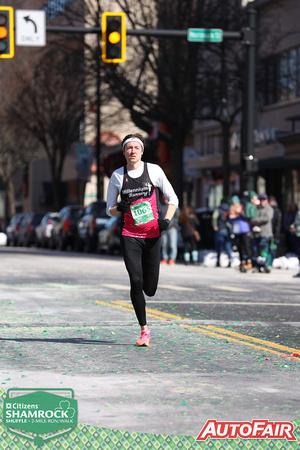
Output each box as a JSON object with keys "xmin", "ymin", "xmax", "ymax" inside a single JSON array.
[
  {"xmin": 96, "ymin": 3, "xmax": 101, "ymax": 200},
  {"xmin": 220, "ymin": 38, "xmax": 230, "ymax": 199},
  {"xmin": 241, "ymin": 8, "xmax": 258, "ymax": 194}
]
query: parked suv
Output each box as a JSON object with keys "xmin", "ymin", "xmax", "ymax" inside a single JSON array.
[
  {"xmin": 17, "ymin": 212, "xmax": 44, "ymax": 247},
  {"xmin": 50, "ymin": 205, "xmax": 84, "ymax": 251},
  {"xmin": 76, "ymin": 200, "xmax": 108, "ymax": 252},
  {"xmin": 98, "ymin": 215, "xmax": 121, "ymax": 255},
  {"xmin": 6, "ymin": 213, "xmax": 25, "ymax": 246},
  {"xmin": 35, "ymin": 212, "xmax": 59, "ymax": 248}
]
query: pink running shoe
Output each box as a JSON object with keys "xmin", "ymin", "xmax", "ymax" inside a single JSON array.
[{"xmin": 136, "ymin": 329, "xmax": 151, "ymax": 347}]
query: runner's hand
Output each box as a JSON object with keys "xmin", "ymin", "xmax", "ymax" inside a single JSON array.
[
  {"xmin": 158, "ymin": 218, "xmax": 170, "ymax": 232},
  {"xmin": 117, "ymin": 199, "xmax": 130, "ymax": 213}
]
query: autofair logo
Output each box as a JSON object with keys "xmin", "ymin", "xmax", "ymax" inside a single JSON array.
[{"xmin": 196, "ymin": 420, "xmax": 297, "ymax": 441}]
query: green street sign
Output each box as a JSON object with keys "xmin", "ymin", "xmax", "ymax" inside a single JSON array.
[{"xmin": 187, "ymin": 28, "xmax": 223, "ymax": 43}]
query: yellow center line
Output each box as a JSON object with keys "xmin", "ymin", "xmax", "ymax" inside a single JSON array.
[
  {"xmin": 113, "ymin": 301, "xmax": 189, "ymax": 321},
  {"xmin": 96, "ymin": 300, "xmax": 166, "ymax": 320},
  {"xmin": 181, "ymin": 324, "xmax": 300, "ymax": 359},
  {"xmin": 201, "ymin": 325, "xmax": 300, "ymax": 354},
  {"xmin": 95, "ymin": 301, "xmax": 300, "ymax": 360}
]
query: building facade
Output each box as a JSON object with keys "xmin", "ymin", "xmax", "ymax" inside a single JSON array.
[{"xmin": 188, "ymin": 0, "xmax": 300, "ymax": 214}]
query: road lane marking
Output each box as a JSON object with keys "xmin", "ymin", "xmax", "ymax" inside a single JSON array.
[
  {"xmin": 102, "ymin": 283, "xmax": 194, "ymax": 292},
  {"xmin": 210, "ymin": 285, "xmax": 252, "ymax": 292},
  {"xmin": 158, "ymin": 284, "xmax": 194, "ymax": 291},
  {"xmin": 102, "ymin": 284, "xmax": 129, "ymax": 290},
  {"xmin": 113, "ymin": 302, "xmax": 189, "ymax": 321},
  {"xmin": 197, "ymin": 324, "xmax": 300, "ymax": 354},
  {"xmin": 95, "ymin": 301, "xmax": 300, "ymax": 360},
  {"xmin": 181, "ymin": 324, "xmax": 300, "ymax": 359},
  {"xmin": 116, "ymin": 300, "xmax": 300, "ymax": 306}
]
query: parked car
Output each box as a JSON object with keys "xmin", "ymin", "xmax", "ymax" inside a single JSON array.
[
  {"xmin": 76, "ymin": 201, "xmax": 108, "ymax": 253},
  {"xmin": 6, "ymin": 213, "xmax": 25, "ymax": 246},
  {"xmin": 17, "ymin": 212, "xmax": 44, "ymax": 247},
  {"xmin": 50, "ymin": 205, "xmax": 84, "ymax": 251},
  {"xmin": 98, "ymin": 215, "xmax": 121, "ymax": 255},
  {"xmin": 35, "ymin": 212, "xmax": 59, "ymax": 248}
]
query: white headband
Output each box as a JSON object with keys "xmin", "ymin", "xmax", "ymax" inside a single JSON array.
[{"xmin": 122, "ymin": 137, "xmax": 144, "ymax": 150}]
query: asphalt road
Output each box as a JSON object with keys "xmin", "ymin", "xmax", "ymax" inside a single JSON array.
[{"xmin": 0, "ymin": 246, "xmax": 299, "ymax": 437}]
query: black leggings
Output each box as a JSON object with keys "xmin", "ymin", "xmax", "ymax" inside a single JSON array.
[
  {"xmin": 235, "ymin": 232, "xmax": 252, "ymax": 261},
  {"xmin": 121, "ymin": 235, "xmax": 161, "ymax": 326}
]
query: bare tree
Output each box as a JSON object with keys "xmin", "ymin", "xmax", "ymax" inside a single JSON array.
[
  {"xmin": 65, "ymin": 0, "xmax": 247, "ymax": 203},
  {"xmin": 0, "ymin": 118, "xmax": 37, "ymax": 219},
  {"xmin": 8, "ymin": 45, "xmax": 85, "ymax": 210}
]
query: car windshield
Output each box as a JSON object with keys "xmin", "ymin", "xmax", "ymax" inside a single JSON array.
[
  {"xmin": 70, "ymin": 208, "xmax": 84, "ymax": 219},
  {"xmin": 10, "ymin": 216, "xmax": 19, "ymax": 225},
  {"xmin": 33, "ymin": 215, "xmax": 44, "ymax": 225},
  {"xmin": 90, "ymin": 203, "xmax": 106, "ymax": 216},
  {"xmin": 104, "ymin": 216, "xmax": 118, "ymax": 229}
]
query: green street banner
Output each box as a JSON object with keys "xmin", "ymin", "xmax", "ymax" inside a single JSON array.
[
  {"xmin": 3, "ymin": 389, "xmax": 77, "ymax": 446},
  {"xmin": 1, "ymin": 388, "xmax": 299, "ymax": 448}
]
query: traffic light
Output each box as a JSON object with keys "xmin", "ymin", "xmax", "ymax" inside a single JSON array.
[
  {"xmin": 102, "ymin": 12, "xmax": 126, "ymax": 63},
  {"xmin": 0, "ymin": 6, "xmax": 14, "ymax": 59}
]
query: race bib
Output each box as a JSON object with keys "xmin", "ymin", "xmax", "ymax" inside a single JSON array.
[{"xmin": 130, "ymin": 201, "xmax": 154, "ymax": 226}]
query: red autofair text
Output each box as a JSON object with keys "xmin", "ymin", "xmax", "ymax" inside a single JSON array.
[{"xmin": 196, "ymin": 420, "xmax": 297, "ymax": 441}]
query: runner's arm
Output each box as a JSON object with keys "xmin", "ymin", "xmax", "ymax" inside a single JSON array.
[
  {"xmin": 148, "ymin": 164, "xmax": 179, "ymax": 211},
  {"xmin": 106, "ymin": 172, "xmax": 122, "ymax": 217},
  {"xmin": 164, "ymin": 204, "xmax": 177, "ymax": 221}
]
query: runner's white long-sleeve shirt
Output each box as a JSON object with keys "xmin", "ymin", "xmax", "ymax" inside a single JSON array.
[{"xmin": 106, "ymin": 162, "xmax": 179, "ymax": 217}]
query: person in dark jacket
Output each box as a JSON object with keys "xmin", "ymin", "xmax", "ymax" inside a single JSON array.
[
  {"xmin": 229, "ymin": 196, "xmax": 252, "ymax": 272},
  {"xmin": 269, "ymin": 196, "xmax": 282, "ymax": 261},
  {"xmin": 160, "ymin": 196, "xmax": 179, "ymax": 265},
  {"xmin": 283, "ymin": 203, "xmax": 298, "ymax": 254},
  {"xmin": 178, "ymin": 205, "xmax": 200, "ymax": 265},
  {"xmin": 252, "ymin": 193, "xmax": 274, "ymax": 273},
  {"xmin": 290, "ymin": 209, "xmax": 300, "ymax": 277},
  {"xmin": 212, "ymin": 198, "xmax": 232, "ymax": 267}
]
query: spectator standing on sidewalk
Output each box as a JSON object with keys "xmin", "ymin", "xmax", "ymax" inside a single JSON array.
[
  {"xmin": 244, "ymin": 190, "xmax": 258, "ymax": 263},
  {"xmin": 229, "ymin": 196, "xmax": 252, "ymax": 272},
  {"xmin": 244, "ymin": 191, "xmax": 258, "ymax": 226},
  {"xmin": 160, "ymin": 195, "xmax": 179, "ymax": 265},
  {"xmin": 212, "ymin": 198, "xmax": 232, "ymax": 267},
  {"xmin": 290, "ymin": 209, "xmax": 300, "ymax": 277},
  {"xmin": 178, "ymin": 206, "xmax": 200, "ymax": 265},
  {"xmin": 283, "ymin": 203, "xmax": 298, "ymax": 254},
  {"xmin": 252, "ymin": 194, "xmax": 274, "ymax": 273},
  {"xmin": 269, "ymin": 196, "xmax": 282, "ymax": 261}
]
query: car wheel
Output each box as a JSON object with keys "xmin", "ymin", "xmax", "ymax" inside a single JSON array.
[
  {"xmin": 25, "ymin": 235, "xmax": 31, "ymax": 247},
  {"xmin": 85, "ymin": 234, "xmax": 95, "ymax": 253},
  {"xmin": 74, "ymin": 236, "xmax": 83, "ymax": 252},
  {"xmin": 49, "ymin": 237, "xmax": 55, "ymax": 250},
  {"xmin": 58, "ymin": 235, "xmax": 66, "ymax": 251}
]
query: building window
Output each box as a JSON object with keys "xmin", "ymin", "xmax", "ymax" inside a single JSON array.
[
  {"xmin": 199, "ymin": 134, "xmax": 222, "ymax": 156},
  {"xmin": 262, "ymin": 46, "xmax": 300, "ymax": 106},
  {"xmin": 43, "ymin": 0, "xmax": 76, "ymax": 23}
]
